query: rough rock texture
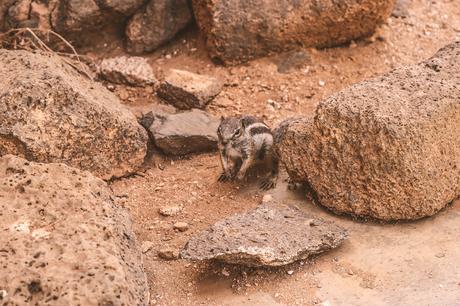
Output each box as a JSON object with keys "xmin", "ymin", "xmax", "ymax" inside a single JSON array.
[
  {"xmin": 192, "ymin": 0, "xmax": 396, "ymax": 65},
  {"xmin": 0, "ymin": 0, "xmax": 16, "ymax": 30},
  {"xmin": 0, "ymin": 155, "xmax": 149, "ymax": 305},
  {"xmin": 125, "ymin": 0, "xmax": 192, "ymax": 54},
  {"xmin": 392, "ymin": 0, "xmax": 411, "ymax": 18},
  {"xmin": 99, "ymin": 56, "xmax": 157, "ymax": 86},
  {"xmin": 157, "ymin": 69, "xmax": 223, "ymax": 110},
  {"xmin": 52, "ymin": 0, "xmax": 145, "ymax": 34},
  {"xmin": 273, "ymin": 116, "xmax": 313, "ymax": 185},
  {"xmin": 181, "ymin": 204, "xmax": 347, "ymax": 267},
  {"xmin": 1, "ymin": 0, "xmax": 145, "ymax": 35},
  {"xmin": 141, "ymin": 109, "xmax": 220, "ymax": 155},
  {"xmin": 0, "ymin": 49, "xmax": 148, "ymax": 180},
  {"xmin": 277, "ymin": 42, "xmax": 460, "ymax": 221}
]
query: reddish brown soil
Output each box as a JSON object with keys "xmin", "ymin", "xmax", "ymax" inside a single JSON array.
[{"xmin": 106, "ymin": 0, "xmax": 460, "ymax": 305}]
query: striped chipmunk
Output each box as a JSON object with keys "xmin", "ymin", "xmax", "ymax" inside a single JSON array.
[{"xmin": 216, "ymin": 115, "xmax": 279, "ymax": 190}]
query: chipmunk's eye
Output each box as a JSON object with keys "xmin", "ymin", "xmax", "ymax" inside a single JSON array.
[{"xmin": 233, "ymin": 128, "xmax": 241, "ymax": 138}]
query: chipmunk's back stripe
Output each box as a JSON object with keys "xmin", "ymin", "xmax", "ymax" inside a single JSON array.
[{"xmin": 249, "ymin": 126, "xmax": 271, "ymax": 136}]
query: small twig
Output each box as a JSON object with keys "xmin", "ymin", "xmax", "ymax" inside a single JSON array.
[{"xmin": 0, "ymin": 27, "xmax": 94, "ymax": 81}]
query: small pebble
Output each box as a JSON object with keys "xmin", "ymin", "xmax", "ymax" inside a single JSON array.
[
  {"xmin": 262, "ymin": 194, "xmax": 273, "ymax": 203},
  {"xmin": 158, "ymin": 248, "xmax": 179, "ymax": 260},
  {"xmin": 173, "ymin": 222, "xmax": 189, "ymax": 232},
  {"xmin": 159, "ymin": 205, "xmax": 183, "ymax": 216},
  {"xmin": 287, "ymin": 270, "xmax": 294, "ymax": 275},
  {"xmin": 141, "ymin": 241, "xmax": 154, "ymax": 254},
  {"xmin": 222, "ymin": 268, "xmax": 230, "ymax": 277},
  {"xmin": 318, "ymin": 80, "xmax": 326, "ymax": 87}
]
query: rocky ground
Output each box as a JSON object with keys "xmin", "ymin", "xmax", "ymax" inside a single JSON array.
[
  {"xmin": 104, "ymin": 0, "xmax": 460, "ymax": 305},
  {"xmin": 2, "ymin": 0, "xmax": 460, "ymax": 305}
]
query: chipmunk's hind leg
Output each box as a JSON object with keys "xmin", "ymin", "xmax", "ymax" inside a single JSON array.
[{"xmin": 260, "ymin": 152, "xmax": 279, "ymax": 190}]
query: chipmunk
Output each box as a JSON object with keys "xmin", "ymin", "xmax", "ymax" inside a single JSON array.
[{"xmin": 217, "ymin": 115, "xmax": 279, "ymax": 190}]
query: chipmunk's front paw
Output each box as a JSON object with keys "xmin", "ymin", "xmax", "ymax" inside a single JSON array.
[
  {"xmin": 235, "ymin": 172, "xmax": 246, "ymax": 181},
  {"xmin": 260, "ymin": 177, "xmax": 277, "ymax": 190},
  {"xmin": 218, "ymin": 171, "xmax": 232, "ymax": 182}
]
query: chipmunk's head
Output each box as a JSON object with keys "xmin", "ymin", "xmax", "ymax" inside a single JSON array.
[{"xmin": 217, "ymin": 116, "xmax": 244, "ymax": 146}]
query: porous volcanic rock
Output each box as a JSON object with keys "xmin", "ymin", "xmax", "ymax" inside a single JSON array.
[
  {"xmin": 0, "ymin": 0, "xmax": 16, "ymax": 30},
  {"xmin": 157, "ymin": 69, "xmax": 223, "ymax": 110},
  {"xmin": 181, "ymin": 205, "xmax": 347, "ymax": 267},
  {"xmin": 0, "ymin": 49, "xmax": 148, "ymax": 180},
  {"xmin": 99, "ymin": 56, "xmax": 157, "ymax": 86},
  {"xmin": 192, "ymin": 0, "xmax": 396, "ymax": 65},
  {"xmin": 1, "ymin": 0, "xmax": 145, "ymax": 36},
  {"xmin": 141, "ymin": 109, "xmax": 220, "ymax": 155},
  {"xmin": 125, "ymin": 0, "xmax": 192, "ymax": 54},
  {"xmin": 51, "ymin": 0, "xmax": 145, "ymax": 34},
  {"xmin": 277, "ymin": 42, "xmax": 460, "ymax": 221},
  {"xmin": 0, "ymin": 155, "xmax": 149, "ymax": 305}
]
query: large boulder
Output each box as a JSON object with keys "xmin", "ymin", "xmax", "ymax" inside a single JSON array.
[
  {"xmin": 0, "ymin": 49, "xmax": 148, "ymax": 180},
  {"xmin": 125, "ymin": 0, "xmax": 192, "ymax": 54},
  {"xmin": 181, "ymin": 204, "xmax": 347, "ymax": 267},
  {"xmin": 192, "ymin": 0, "xmax": 396, "ymax": 65},
  {"xmin": 0, "ymin": 155, "xmax": 149, "ymax": 305},
  {"xmin": 277, "ymin": 42, "xmax": 460, "ymax": 221}
]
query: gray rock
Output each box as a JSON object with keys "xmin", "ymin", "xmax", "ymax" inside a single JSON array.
[
  {"xmin": 157, "ymin": 69, "xmax": 223, "ymax": 110},
  {"xmin": 125, "ymin": 0, "xmax": 192, "ymax": 54},
  {"xmin": 277, "ymin": 41, "xmax": 460, "ymax": 221},
  {"xmin": 142, "ymin": 109, "xmax": 220, "ymax": 156},
  {"xmin": 0, "ymin": 49, "xmax": 148, "ymax": 180},
  {"xmin": 0, "ymin": 155, "xmax": 149, "ymax": 305},
  {"xmin": 52, "ymin": 0, "xmax": 145, "ymax": 34},
  {"xmin": 99, "ymin": 56, "xmax": 157, "ymax": 86},
  {"xmin": 181, "ymin": 205, "xmax": 347, "ymax": 267},
  {"xmin": 0, "ymin": 0, "xmax": 16, "ymax": 30},
  {"xmin": 4, "ymin": 0, "xmax": 32, "ymax": 28}
]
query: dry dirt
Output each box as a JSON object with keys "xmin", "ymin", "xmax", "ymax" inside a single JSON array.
[{"xmin": 105, "ymin": 0, "xmax": 460, "ymax": 304}]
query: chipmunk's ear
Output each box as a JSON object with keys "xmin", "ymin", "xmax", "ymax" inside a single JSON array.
[{"xmin": 241, "ymin": 117, "xmax": 247, "ymax": 128}]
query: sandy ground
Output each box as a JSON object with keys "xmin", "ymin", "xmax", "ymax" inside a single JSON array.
[{"xmin": 106, "ymin": 0, "xmax": 460, "ymax": 305}]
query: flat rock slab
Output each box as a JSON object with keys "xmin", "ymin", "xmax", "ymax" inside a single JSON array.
[
  {"xmin": 99, "ymin": 56, "xmax": 157, "ymax": 86},
  {"xmin": 192, "ymin": 0, "xmax": 395, "ymax": 64},
  {"xmin": 181, "ymin": 205, "xmax": 347, "ymax": 267},
  {"xmin": 141, "ymin": 109, "xmax": 220, "ymax": 155},
  {"xmin": 277, "ymin": 41, "xmax": 460, "ymax": 221},
  {"xmin": 125, "ymin": 0, "xmax": 192, "ymax": 54},
  {"xmin": 157, "ymin": 69, "xmax": 223, "ymax": 110},
  {"xmin": 0, "ymin": 155, "xmax": 149, "ymax": 305},
  {"xmin": 0, "ymin": 49, "xmax": 148, "ymax": 180}
]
